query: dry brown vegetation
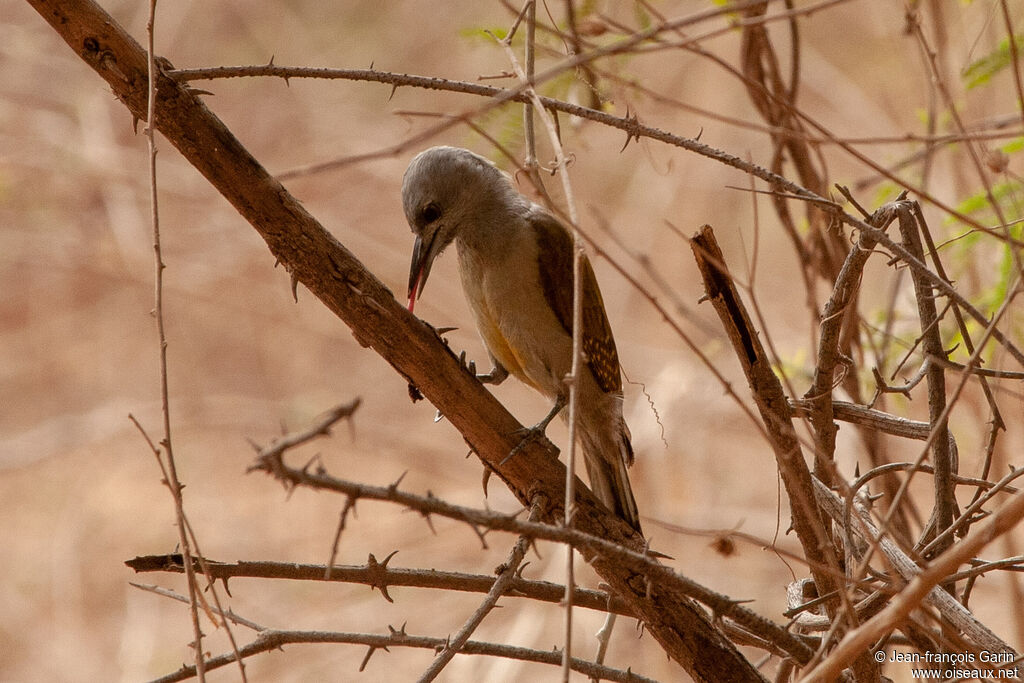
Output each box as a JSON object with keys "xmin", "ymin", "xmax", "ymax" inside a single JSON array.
[{"xmin": 4, "ymin": 1, "xmax": 1024, "ymax": 681}]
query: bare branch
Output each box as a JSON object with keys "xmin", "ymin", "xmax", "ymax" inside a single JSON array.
[
  {"xmin": 126, "ymin": 554, "xmax": 631, "ymax": 615},
  {"xmin": 23, "ymin": 3, "xmax": 770, "ymax": 678},
  {"xmin": 161, "ymin": 65, "xmax": 1024, "ymax": 366},
  {"xmin": 894, "ymin": 205, "xmax": 956, "ymax": 561},
  {"xmin": 788, "ymin": 398, "xmax": 931, "ymax": 441},
  {"xmin": 417, "ymin": 497, "xmax": 543, "ymax": 682},
  {"xmin": 146, "ymin": 626, "xmax": 659, "ymax": 683},
  {"xmin": 690, "ymin": 226, "xmax": 844, "ymax": 620},
  {"xmin": 242, "ymin": 455, "xmax": 814, "ymax": 665},
  {"xmin": 811, "ymin": 477, "xmax": 1021, "ymax": 681}
]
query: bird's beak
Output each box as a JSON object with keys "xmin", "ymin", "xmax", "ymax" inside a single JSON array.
[{"xmin": 407, "ymin": 233, "xmax": 436, "ymax": 312}]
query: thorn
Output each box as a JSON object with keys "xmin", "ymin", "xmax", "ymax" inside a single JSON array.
[
  {"xmin": 387, "ymin": 621, "xmax": 408, "ymax": 637},
  {"xmin": 359, "ymin": 644, "xmax": 388, "ymax": 672},
  {"xmin": 220, "ymin": 576, "xmax": 232, "ymax": 597},
  {"xmin": 433, "ymin": 410, "xmax": 444, "ymax": 423},
  {"xmin": 366, "ymin": 551, "xmax": 399, "ymax": 603},
  {"xmin": 267, "ymin": 55, "xmax": 275, "ymax": 66},
  {"xmin": 389, "ymin": 83, "xmax": 399, "ymax": 101},
  {"xmin": 469, "ymin": 523, "xmax": 489, "ymax": 550},
  {"xmin": 408, "ymin": 383, "xmax": 424, "ymax": 402},
  {"xmin": 290, "ymin": 272, "xmax": 299, "ymax": 302},
  {"xmin": 300, "ymin": 453, "xmax": 321, "ymax": 475},
  {"xmin": 421, "ymin": 509, "xmax": 437, "ymax": 535},
  {"xmin": 389, "ymin": 471, "xmax": 408, "ymax": 492},
  {"xmin": 369, "ymin": 61, "xmax": 375, "ymax": 70},
  {"xmin": 482, "ymin": 467, "xmax": 491, "ymax": 497},
  {"xmin": 619, "ymin": 106, "xmax": 641, "ymax": 152}
]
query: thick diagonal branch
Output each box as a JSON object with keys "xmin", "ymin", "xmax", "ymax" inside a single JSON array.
[
  {"xmin": 690, "ymin": 226, "xmax": 841, "ymax": 611},
  {"xmin": 27, "ymin": 1, "xmax": 763, "ymax": 680}
]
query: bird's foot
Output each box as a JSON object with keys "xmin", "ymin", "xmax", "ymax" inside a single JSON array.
[
  {"xmin": 476, "ymin": 362, "xmax": 508, "ymax": 385},
  {"xmin": 457, "ymin": 351, "xmax": 509, "ymax": 386},
  {"xmin": 499, "ymin": 395, "xmax": 566, "ymax": 465},
  {"xmin": 500, "ymin": 423, "xmax": 548, "ymax": 465}
]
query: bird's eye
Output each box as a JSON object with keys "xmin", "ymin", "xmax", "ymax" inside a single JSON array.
[{"xmin": 420, "ymin": 203, "xmax": 442, "ymax": 224}]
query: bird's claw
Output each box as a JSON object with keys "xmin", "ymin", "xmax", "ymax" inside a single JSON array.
[
  {"xmin": 499, "ymin": 395, "xmax": 565, "ymax": 464},
  {"xmin": 500, "ymin": 424, "xmax": 548, "ymax": 465},
  {"xmin": 457, "ymin": 349, "xmax": 478, "ymax": 376}
]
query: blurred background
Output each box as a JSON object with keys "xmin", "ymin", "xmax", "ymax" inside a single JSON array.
[{"xmin": 3, "ymin": 1, "xmax": 1023, "ymax": 680}]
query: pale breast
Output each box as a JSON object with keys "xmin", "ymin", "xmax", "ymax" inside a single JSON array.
[{"xmin": 456, "ymin": 234, "xmax": 572, "ymax": 399}]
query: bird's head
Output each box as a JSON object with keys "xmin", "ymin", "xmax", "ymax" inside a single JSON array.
[{"xmin": 401, "ymin": 146, "xmax": 513, "ymax": 311}]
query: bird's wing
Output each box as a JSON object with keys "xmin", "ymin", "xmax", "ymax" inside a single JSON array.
[{"xmin": 530, "ymin": 212, "xmax": 623, "ymax": 395}]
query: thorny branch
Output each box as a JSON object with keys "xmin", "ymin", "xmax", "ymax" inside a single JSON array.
[
  {"xmin": 416, "ymin": 497, "xmax": 543, "ymax": 683},
  {"xmin": 145, "ymin": 625, "xmax": 659, "ymax": 683},
  {"xmin": 127, "ymin": 555, "xmax": 632, "ymax": 616},
  {"xmin": 168, "ymin": 62, "xmax": 1024, "ymax": 365},
  {"xmin": 246, "ymin": 427, "xmax": 815, "ymax": 666},
  {"xmin": 690, "ymin": 225, "xmax": 882, "ymax": 681},
  {"xmin": 27, "ymin": 2, "xmax": 771, "ymax": 678},
  {"xmin": 808, "ymin": 478, "xmax": 1023, "ymax": 682},
  {"xmin": 28, "ymin": 1, "xmax": 1024, "ymax": 681},
  {"xmin": 691, "ymin": 227, "xmax": 841, "ymax": 600}
]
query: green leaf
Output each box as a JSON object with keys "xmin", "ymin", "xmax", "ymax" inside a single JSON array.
[
  {"xmin": 1000, "ymin": 136, "xmax": 1024, "ymax": 155},
  {"xmin": 950, "ymin": 179, "xmax": 1023, "ymax": 224},
  {"xmin": 460, "ymin": 25, "xmax": 508, "ymax": 43},
  {"xmin": 963, "ymin": 34, "xmax": 1024, "ymax": 89}
]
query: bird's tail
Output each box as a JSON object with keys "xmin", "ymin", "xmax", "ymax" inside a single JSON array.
[{"xmin": 580, "ymin": 422, "xmax": 642, "ymax": 535}]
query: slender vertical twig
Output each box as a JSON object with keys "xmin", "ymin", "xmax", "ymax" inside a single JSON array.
[
  {"xmin": 523, "ymin": 0, "xmax": 538, "ymax": 174},
  {"xmin": 894, "ymin": 208, "xmax": 955, "ymax": 562},
  {"xmin": 501, "ymin": 19, "xmax": 583, "ymax": 680},
  {"xmin": 143, "ymin": 3, "xmax": 204, "ymax": 680},
  {"xmin": 496, "ymin": 7, "xmax": 582, "ymax": 677}
]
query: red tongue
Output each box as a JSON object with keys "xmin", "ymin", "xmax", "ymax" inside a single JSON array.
[{"xmin": 408, "ymin": 268, "xmax": 423, "ymax": 312}]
